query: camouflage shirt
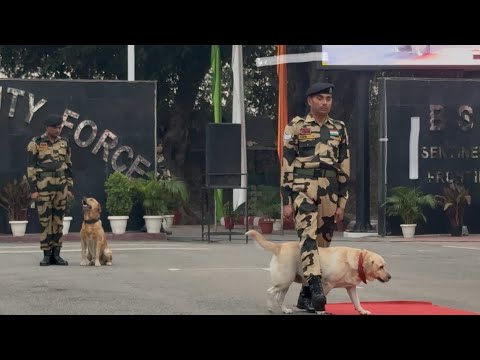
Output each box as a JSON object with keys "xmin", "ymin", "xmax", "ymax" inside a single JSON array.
[
  {"xmin": 156, "ymin": 154, "xmax": 172, "ymax": 181},
  {"xmin": 26, "ymin": 133, "xmax": 74, "ymax": 192},
  {"xmin": 281, "ymin": 114, "xmax": 350, "ymax": 208}
]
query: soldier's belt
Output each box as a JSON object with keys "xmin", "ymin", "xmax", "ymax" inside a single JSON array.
[
  {"xmin": 38, "ymin": 170, "xmax": 66, "ymax": 178},
  {"xmin": 294, "ymin": 168, "xmax": 337, "ymax": 178}
]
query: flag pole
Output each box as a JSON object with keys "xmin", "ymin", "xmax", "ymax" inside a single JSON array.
[{"xmin": 128, "ymin": 45, "xmax": 135, "ymax": 81}]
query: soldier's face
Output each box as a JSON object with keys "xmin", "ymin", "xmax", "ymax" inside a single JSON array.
[
  {"xmin": 46, "ymin": 125, "xmax": 62, "ymax": 138},
  {"xmin": 157, "ymin": 143, "xmax": 163, "ymax": 154},
  {"xmin": 308, "ymin": 93, "xmax": 332, "ymax": 117}
]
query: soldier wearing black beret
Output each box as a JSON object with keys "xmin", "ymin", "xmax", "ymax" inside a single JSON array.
[
  {"xmin": 26, "ymin": 114, "xmax": 73, "ymax": 266},
  {"xmin": 281, "ymin": 81, "xmax": 350, "ymax": 313}
]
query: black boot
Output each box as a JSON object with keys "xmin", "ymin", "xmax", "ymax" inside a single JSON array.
[
  {"xmin": 51, "ymin": 247, "xmax": 69, "ymax": 266},
  {"xmin": 307, "ymin": 275, "xmax": 327, "ymax": 311},
  {"xmin": 40, "ymin": 250, "xmax": 52, "ymax": 266},
  {"xmin": 296, "ymin": 286, "xmax": 316, "ymax": 312}
]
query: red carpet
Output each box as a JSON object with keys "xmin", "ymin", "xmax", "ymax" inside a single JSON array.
[{"xmin": 325, "ymin": 301, "xmax": 478, "ymax": 315}]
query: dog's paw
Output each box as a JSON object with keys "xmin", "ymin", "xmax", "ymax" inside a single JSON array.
[
  {"xmin": 281, "ymin": 306, "xmax": 293, "ymax": 314},
  {"xmin": 80, "ymin": 260, "xmax": 89, "ymax": 266},
  {"xmin": 95, "ymin": 261, "xmax": 101, "ymax": 267},
  {"xmin": 358, "ymin": 309, "xmax": 371, "ymax": 315},
  {"xmin": 106, "ymin": 261, "xmax": 112, "ymax": 266}
]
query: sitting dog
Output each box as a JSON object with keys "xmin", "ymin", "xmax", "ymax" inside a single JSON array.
[
  {"xmin": 246, "ymin": 230, "xmax": 391, "ymax": 315},
  {"xmin": 80, "ymin": 197, "xmax": 112, "ymax": 266}
]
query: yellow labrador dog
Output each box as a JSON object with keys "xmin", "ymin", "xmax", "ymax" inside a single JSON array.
[
  {"xmin": 80, "ymin": 197, "xmax": 113, "ymax": 267},
  {"xmin": 246, "ymin": 230, "xmax": 391, "ymax": 315}
]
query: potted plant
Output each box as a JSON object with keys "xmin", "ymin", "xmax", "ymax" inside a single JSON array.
[
  {"xmin": 63, "ymin": 193, "xmax": 75, "ymax": 235},
  {"xmin": 104, "ymin": 171, "xmax": 134, "ymax": 234},
  {"xmin": 384, "ymin": 186, "xmax": 436, "ymax": 238},
  {"xmin": 0, "ymin": 176, "xmax": 32, "ymax": 236},
  {"xmin": 434, "ymin": 181, "xmax": 471, "ymax": 237},
  {"xmin": 222, "ymin": 201, "xmax": 235, "ymax": 230},
  {"xmin": 255, "ymin": 186, "xmax": 281, "ymax": 234},
  {"xmin": 162, "ymin": 177, "xmax": 188, "ymax": 231},
  {"xmin": 132, "ymin": 172, "xmax": 167, "ymax": 233}
]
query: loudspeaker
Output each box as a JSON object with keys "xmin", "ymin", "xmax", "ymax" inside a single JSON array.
[{"xmin": 205, "ymin": 123, "xmax": 241, "ymax": 187}]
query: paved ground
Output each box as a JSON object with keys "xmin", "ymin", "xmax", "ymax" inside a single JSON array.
[{"xmin": 0, "ymin": 227, "xmax": 479, "ymax": 315}]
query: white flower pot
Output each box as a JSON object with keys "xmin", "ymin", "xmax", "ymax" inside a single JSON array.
[
  {"xmin": 273, "ymin": 219, "xmax": 282, "ymax": 231},
  {"xmin": 108, "ymin": 216, "xmax": 129, "ymax": 234},
  {"xmin": 162, "ymin": 215, "xmax": 174, "ymax": 231},
  {"xmin": 143, "ymin": 215, "xmax": 164, "ymax": 234},
  {"xmin": 400, "ymin": 224, "xmax": 417, "ymax": 239},
  {"xmin": 63, "ymin": 216, "xmax": 72, "ymax": 235},
  {"xmin": 9, "ymin": 220, "xmax": 28, "ymax": 237}
]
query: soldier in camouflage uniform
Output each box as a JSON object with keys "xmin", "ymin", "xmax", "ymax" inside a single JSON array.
[
  {"xmin": 156, "ymin": 141, "xmax": 172, "ymax": 235},
  {"xmin": 27, "ymin": 114, "xmax": 73, "ymax": 266},
  {"xmin": 281, "ymin": 82, "xmax": 350, "ymax": 312},
  {"xmin": 156, "ymin": 141, "xmax": 172, "ymax": 181}
]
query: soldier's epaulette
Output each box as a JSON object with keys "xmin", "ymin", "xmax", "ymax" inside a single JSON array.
[
  {"xmin": 31, "ymin": 136, "xmax": 41, "ymax": 143},
  {"xmin": 290, "ymin": 116, "xmax": 305, "ymax": 125}
]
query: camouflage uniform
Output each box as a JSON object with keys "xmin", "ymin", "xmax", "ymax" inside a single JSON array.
[
  {"xmin": 27, "ymin": 128, "xmax": 73, "ymax": 257},
  {"xmin": 156, "ymin": 153, "xmax": 172, "ymax": 181},
  {"xmin": 281, "ymin": 82, "xmax": 350, "ymax": 312},
  {"xmin": 282, "ymin": 113, "xmax": 350, "ymax": 275}
]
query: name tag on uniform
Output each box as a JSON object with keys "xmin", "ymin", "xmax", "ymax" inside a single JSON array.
[
  {"xmin": 299, "ymin": 134, "xmax": 317, "ymax": 140},
  {"xmin": 300, "ymin": 128, "xmax": 311, "ymax": 135},
  {"xmin": 329, "ymin": 129, "xmax": 339, "ymax": 137}
]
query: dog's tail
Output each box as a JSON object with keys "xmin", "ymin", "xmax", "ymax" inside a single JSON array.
[{"xmin": 245, "ymin": 229, "xmax": 280, "ymax": 256}]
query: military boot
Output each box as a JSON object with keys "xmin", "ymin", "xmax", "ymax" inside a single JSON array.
[
  {"xmin": 51, "ymin": 247, "xmax": 68, "ymax": 266},
  {"xmin": 307, "ymin": 275, "xmax": 327, "ymax": 311},
  {"xmin": 296, "ymin": 286, "xmax": 315, "ymax": 312},
  {"xmin": 40, "ymin": 250, "xmax": 52, "ymax": 266}
]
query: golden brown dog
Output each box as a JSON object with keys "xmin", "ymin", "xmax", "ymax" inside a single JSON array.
[
  {"xmin": 246, "ymin": 230, "xmax": 391, "ymax": 315},
  {"xmin": 80, "ymin": 197, "xmax": 112, "ymax": 267}
]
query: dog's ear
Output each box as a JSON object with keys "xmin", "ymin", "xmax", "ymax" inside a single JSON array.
[{"xmin": 97, "ymin": 203, "xmax": 102, "ymax": 214}]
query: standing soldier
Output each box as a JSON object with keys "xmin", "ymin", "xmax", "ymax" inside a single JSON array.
[
  {"xmin": 27, "ymin": 114, "xmax": 73, "ymax": 266},
  {"xmin": 156, "ymin": 140, "xmax": 172, "ymax": 235},
  {"xmin": 281, "ymin": 82, "xmax": 350, "ymax": 312},
  {"xmin": 156, "ymin": 141, "xmax": 172, "ymax": 181}
]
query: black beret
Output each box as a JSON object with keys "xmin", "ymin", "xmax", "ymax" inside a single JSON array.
[
  {"xmin": 306, "ymin": 82, "xmax": 334, "ymax": 97},
  {"xmin": 43, "ymin": 114, "xmax": 63, "ymax": 127}
]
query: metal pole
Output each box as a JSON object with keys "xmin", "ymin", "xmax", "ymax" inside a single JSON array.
[{"xmin": 128, "ymin": 45, "xmax": 135, "ymax": 81}]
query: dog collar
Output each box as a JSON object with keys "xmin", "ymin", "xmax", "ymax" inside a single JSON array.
[
  {"xmin": 84, "ymin": 218, "xmax": 100, "ymax": 224},
  {"xmin": 358, "ymin": 252, "xmax": 367, "ymax": 284}
]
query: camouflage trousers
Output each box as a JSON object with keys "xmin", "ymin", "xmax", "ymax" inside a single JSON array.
[
  {"xmin": 292, "ymin": 175, "xmax": 338, "ymax": 278},
  {"xmin": 35, "ymin": 175, "xmax": 68, "ymax": 251}
]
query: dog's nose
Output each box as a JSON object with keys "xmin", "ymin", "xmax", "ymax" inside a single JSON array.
[{"xmin": 388, "ymin": 274, "xmax": 392, "ymax": 280}]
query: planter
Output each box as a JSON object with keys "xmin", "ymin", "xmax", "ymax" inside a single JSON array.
[
  {"xmin": 450, "ymin": 225, "xmax": 462, "ymax": 237},
  {"xmin": 63, "ymin": 216, "xmax": 73, "ymax": 235},
  {"xmin": 173, "ymin": 211, "xmax": 182, "ymax": 225},
  {"xmin": 273, "ymin": 219, "xmax": 282, "ymax": 231},
  {"xmin": 400, "ymin": 224, "xmax": 417, "ymax": 239},
  {"xmin": 143, "ymin": 215, "xmax": 163, "ymax": 233},
  {"xmin": 259, "ymin": 218, "xmax": 274, "ymax": 234},
  {"xmin": 224, "ymin": 217, "xmax": 235, "ymax": 230},
  {"xmin": 162, "ymin": 215, "xmax": 175, "ymax": 231},
  {"xmin": 9, "ymin": 220, "xmax": 28, "ymax": 237},
  {"xmin": 108, "ymin": 216, "xmax": 129, "ymax": 234}
]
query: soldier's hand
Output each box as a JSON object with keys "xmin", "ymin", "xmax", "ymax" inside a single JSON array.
[
  {"xmin": 334, "ymin": 207, "xmax": 344, "ymax": 224},
  {"xmin": 31, "ymin": 192, "xmax": 39, "ymax": 200},
  {"xmin": 67, "ymin": 190, "xmax": 73, "ymax": 198},
  {"xmin": 283, "ymin": 205, "xmax": 293, "ymax": 220}
]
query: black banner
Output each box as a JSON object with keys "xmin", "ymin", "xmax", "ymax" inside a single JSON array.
[
  {"xmin": 0, "ymin": 79, "xmax": 157, "ymax": 234},
  {"xmin": 378, "ymin": 78, "xmax": 480, "ymax": 235}
]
